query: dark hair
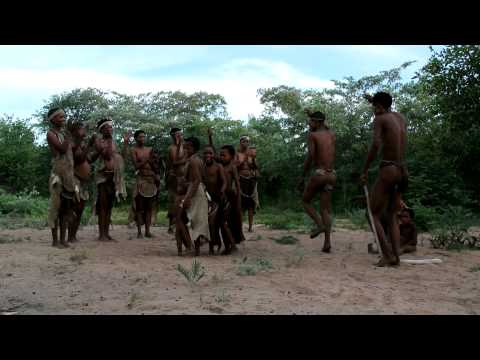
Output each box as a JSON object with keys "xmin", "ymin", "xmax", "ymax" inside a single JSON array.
[
  {"xmin": 221, "ymin": 145, "xmax": 235, "ymax": 157},
  {"xmin": 401, "ymin": 207, "xmax": 415, "ymax": 219},
  {"xmin": 97, "ymin": 117, "xmax": 112, "ymax": 129},
  {"xmin": 170, "ymin": 127, "xmax": 181, "ymax": 136},
  {"xmin": 134, "ymin": 130, "xmax": 145, "ymax": 139},
  {"xmin": 185, "ymin": 136, "xmax": 200, "ymax": 152},
  {"xmin": 310, "ymin": 111, "xmax": 325, "ymax": 121},
  {"xmin": 47, "ymin": 107, "xmax": 62, "ymax": 118},
  {"xmin": 372, "ymin": 92, "xmax": 393, "ymax": 109},
  {"xmin": 67, "ymin": 119, "xmax": 85, "ymax": 133}
]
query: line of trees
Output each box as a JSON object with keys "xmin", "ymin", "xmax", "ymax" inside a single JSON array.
[{"xmin": 1, "ymin": 45, "xmax": 479, "ymax": 226}]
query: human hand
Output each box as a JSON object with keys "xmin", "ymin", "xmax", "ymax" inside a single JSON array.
[
  {"xmin": 123, "ymin": 131, "xmax": 131, "ymax": 144},
  {"xmin": 182, "ymin": 197, "xmax": 192, "ymax": 209},
  {"xmin": 360, "ymin": 172, "xmax": 368, "ymax": 185}
]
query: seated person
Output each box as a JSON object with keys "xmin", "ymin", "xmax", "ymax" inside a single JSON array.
[{"xmin": 399, "ymin": 207, "xmax": 417, "ymax": 254}]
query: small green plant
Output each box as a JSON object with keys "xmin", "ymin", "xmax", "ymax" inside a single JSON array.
[
  {"xmin": 469, "ymin": 265, "xmax": 480, "ymax": 273},
  {"xmin": 69, "ymin": 251, "xmax": 88, "ymax": 265},
  {"xmin": 127, "ymin": 292, "xmax": 139, "ymax": 309},
  {"xmin": 236, "ymin": 256, "xmax": 273, "ymax": 276},
  {"xmin": 285, "ymin": 247, "xmax": 306, "ymax": 268},
  {"xmin": 214, "ymin": 289, "xmax": 231, "ymax": 304},
  {"xmin": 176, "ymin": 259, "xmax": 206, "ymax": 284},
  {"xmin": 236, "ymin": 265, "xmax": 257, "ymax": 276},
  {"xmin": 256, "ymin": 257, "xmax": 273, "ymax": 271},
  {"xmin": 271, "ymin": 235, "xmax": 299, "ymax": 245}
]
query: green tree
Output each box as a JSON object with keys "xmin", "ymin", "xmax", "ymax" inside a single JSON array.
[
  {"xmin": 416, "ymin": 45, "xmax": 480, "ymax": 204},
  {"xmin": 0, "ymin": 116, "xmax": 49, "ymax": 194}
]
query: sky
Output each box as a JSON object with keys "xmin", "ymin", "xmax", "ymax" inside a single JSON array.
[{"xmin": 0, "ymin": 45, "xmax": 441, "ymax": 121}]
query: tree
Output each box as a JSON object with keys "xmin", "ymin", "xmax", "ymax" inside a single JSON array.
[
  {"xmin": 0, "ymin": 116, "xmax": 50, "ymax": 195},
  {"xmin": 416, "ymin": 45, "xmax": 480, "ymax": 202}
]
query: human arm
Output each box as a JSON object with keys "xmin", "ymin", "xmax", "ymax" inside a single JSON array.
[
  {"xmin": 219, "ymin": 164, "xmax": 227, "ymax": 197},
  {"xmin": 47, "ymin": 130, "xmax": 70, "ymax": 154},
  {"xmin": 121, "ymin": 132, "xmax": 131, "ymax": 160},
  {"xmin": 182, "ymin": 157, "xmax": 201, "ymax": 209},
  {"xmin": 170, "ymin": 138, "xmax": 187, "ymax": 167},
  {"xmin": 233, "ymin": 166, "xmax": 241, "ymax": 203},
  {"xmin": 361, "ymin": 116, "xmax": 382, "ymax": 184},
  {"xmin": 297, "ymin": 133, "xmax": 314, "ymax": 192}
]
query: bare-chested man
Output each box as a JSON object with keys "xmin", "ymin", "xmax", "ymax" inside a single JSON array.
[
  {"xmin": 46, "ymin": 108, "xmax": 76, "ymax": 248},
  {"xmin": 203, "ymin": 140, "xmax": 237, "ymax": 256},
  {"xmin": 92, "ymin": 117, "xmax": 128, "ymax": 242},
  {"xmin": 235, "ymin": 135, "xmax": 259, "ymax": 233},
  {"xmin": 130, "ymin": 130, "xmax": 160, "ymax": 239},
  {"xmin": 166, "ymin": 127, "xmax": 187, "ymax": 234},
  {"xmin": 67, "ymin": 120, "xmax": 96, "ymax": 243},
  {"xmin": 220, "ymin": 145, "xmax": 244, "ymax": 247},
  {"xmin": 175, "ymin": 137, "xmax": 211, "ymax": 256},
  {"xmin": 298, "ymin": 111, "xmax": 336, "ymax": 253},
  {"xmin": 361, "ymin": 92, "xmax": 409, "ymax": 267}
]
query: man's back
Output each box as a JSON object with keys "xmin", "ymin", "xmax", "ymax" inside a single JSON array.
[
  {"xmin": 310, "ymin": 129, "xmax": 335, "ymax": 170},
  {"xmin": 377, "ymin": 112, "xmax": 406, "ymax": 162}
]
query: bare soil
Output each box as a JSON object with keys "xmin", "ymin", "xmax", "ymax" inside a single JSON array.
[{"xmin": 1, "ymin": 224, "xmax": 479, "ymax": 315}]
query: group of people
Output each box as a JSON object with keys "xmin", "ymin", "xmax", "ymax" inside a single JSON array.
[
  {"xmin": 46, "ymin": 90, "xmax": 416, "ymax": 267},
  {"xmin": 297, "ymin": 91, "xmax": 416, "ymax": 267},
  {"xmin": 46, "ymin": 108, "xmax": 259, "ymax": 257}
]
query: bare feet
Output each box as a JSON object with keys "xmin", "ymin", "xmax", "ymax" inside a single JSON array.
[
  {"xmin": 106, "ymin": 234, "xmax": 117, "ymax": 242},
  {"xmin": 248, "ymin": 227, "xmax": 253, "ymax": 233},
  {"xmin": 194, "ymin": 240, "xmax": 201, "ymax": 257},
  {"xmin": 221, "ymin": 247, "xmax": 232, "ymax": 255},
  {"xmin": 375, "ymin": 257, "xmax": 399, "ymax": 267},
  {"xmin": 310, "ymin": 225, "xmax": 326, "ymax": 239},
  {"xmin": 137, "ymin": 233, "xmax": 143, "ymax": 239}
]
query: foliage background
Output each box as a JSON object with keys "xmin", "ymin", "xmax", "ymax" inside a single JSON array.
[{"xmin": 1, "ymin": 46, "xmax": 479, "ymax": 231}]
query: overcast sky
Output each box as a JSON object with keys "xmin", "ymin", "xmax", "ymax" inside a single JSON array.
[{"xmin": 0, "ymin": 45, "xmax": 441, "ymax": 121}]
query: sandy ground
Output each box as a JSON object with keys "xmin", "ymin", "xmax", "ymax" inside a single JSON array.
[{"xmin": 1, "ymin": 223, "xmax": 480, "ymax": 315}]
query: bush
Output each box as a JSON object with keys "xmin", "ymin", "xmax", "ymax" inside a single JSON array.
[
  {"xmin": 429, "ymin": 206, "xmax": 480, "ymax": 250},
  {"xmin": 256, "ymin": 206, "xmax": 309, "ymax": 230},
  {"xmin": 346, "ymin": 208, "xmax": 369, "ymax": 230},
  {"xmin": 410, "ymin": 203, "xmax": 440, "ymax": 232},
  {"xmin": 430, "ymin": 229, "xmax": 479, "ymax": 251},
  {"xmin": 0, "ymin": 188, "xmax": 48, "ymax": 217}
]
